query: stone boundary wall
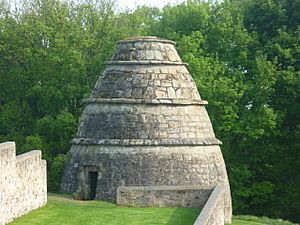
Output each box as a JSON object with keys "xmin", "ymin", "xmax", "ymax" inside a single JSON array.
[
  {"xmin": 117, "ymin": 185, "xmax": 230, "ymax": 225},
  {"xmin": 0, "ymin": 142, "xmax": 47, "ymax": 225},
  {"xmin": 193, "ymin": 185, "xmax": 229, "ymax": 225},
  {"xmin": 117, "ymin": 185, "xmax": 214, "ymax": 208}
]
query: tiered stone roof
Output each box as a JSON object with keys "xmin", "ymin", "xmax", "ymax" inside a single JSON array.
[{"xmin": 72, "ymin": 36, "xmax": 220, "ymax": 146}]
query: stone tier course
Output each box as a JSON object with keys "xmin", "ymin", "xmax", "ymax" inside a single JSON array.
[
  {"xmin": 75, "ymin": 104, "xmax": 217, "ymax": 142},
  {"xmin": 112, "ymin": 36, "xmax": 180, "ymax": 62},
  {"xmin": 92, "ymin": 64, "xmax": 200, "ymax": 100}
]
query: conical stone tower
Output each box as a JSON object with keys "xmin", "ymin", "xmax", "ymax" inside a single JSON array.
[{"xmin": 62, "ymin": 36, "xmax": 231, "ymax": 221}]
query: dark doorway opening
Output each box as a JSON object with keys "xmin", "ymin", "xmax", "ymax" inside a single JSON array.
[{"xmin": 89, "ymin": 172, "xmax": 98, "ymax": 200}]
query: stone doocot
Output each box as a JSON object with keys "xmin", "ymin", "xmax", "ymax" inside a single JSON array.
[
  {"xmin": 61, "ymin": 36, "xmax": 232, "ymax": 223},
  {"xmin": 0, "ymin": 142, "xmax": 47, "ymax": 225}
]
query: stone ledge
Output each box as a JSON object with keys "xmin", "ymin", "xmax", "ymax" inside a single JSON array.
[
  {"xmin": 105, "ymin": 60, "xmax": 188, "ymax": 66},
  {"xmin": 118, "ymin": 185, "xmax": 215, "ymax": 192},
  {"xmin": 82, "ymin": 98, "xmax": 208, "ymax": 105},
  {"xmin": 118, "ymin": 36, "xmax": 176, "ymax": 45},
  {"xmin": 71, "ymin": 138, "xmax": 222, "ymax": 146}
]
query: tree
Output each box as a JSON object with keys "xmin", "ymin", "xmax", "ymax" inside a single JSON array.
[
  {"xmin": 0, "ymin": 0, "xmax": 299, "ymax": 221},
  {"xmin": 148, "ymin": 0, "xmax": 299, "ymax": 222}
]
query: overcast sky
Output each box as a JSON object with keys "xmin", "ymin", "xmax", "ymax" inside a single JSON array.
[
  {"xmin": 115, "ymin": 0, "xmax": 185, "ymax": 11},
  {"xmin": 8, "ymin": 0, "xmax": 186, "ymax": 12}
]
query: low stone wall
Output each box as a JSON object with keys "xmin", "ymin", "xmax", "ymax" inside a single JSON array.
[
  {"xmin": 0, "ymin": 142, "xmax": 47, "ymax": 225},
  {"xmin": 117, "ymin": 185, "xmax": 230, "ymax": 225},
  {"xmin": 117, "ymin": 186, "xmax": 213, "ymax": 208},
  {"xmin": 193, "ymin": 185, "xmax": 229, "ymax": 225}
]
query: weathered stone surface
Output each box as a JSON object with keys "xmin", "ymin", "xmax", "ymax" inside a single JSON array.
[
  {"xmin": 117, "ymin": 186, "xmax": 213, "ymax": 208},
  {"xmin": 112, "ymin": 37, "xmax": 180, "ymax": 62},
  {"xmin": 193, "ymin": 185, "xmax": 230, "ymax": 225},
  {"xmin": 0, "ymin": 142, "xmax": 47, "ymax": 225},
  {"xmin": 62, "ymin": 145, "xmax": 231, "ymax": 223},
  {"xmin": 61, "ymin": 36, "xmax": 232, "ymax": 224},
  {"xmin": 75, "ymin": 104, "xmax": 217, "ymax": 142},
  {"xmin": 92, "ymin": 65, "xmax": 200, "ymax": 100}
]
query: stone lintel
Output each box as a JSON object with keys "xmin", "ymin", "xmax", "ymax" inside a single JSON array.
[{"xmin": 71, "ymin": 138, "xmax": 222, "ymax": 146}]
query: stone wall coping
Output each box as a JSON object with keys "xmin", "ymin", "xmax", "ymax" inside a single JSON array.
[
  {"xmin": 82, "ymin": 98, "xmax": 208, "ymax": 105},
  {"xmin": 193, "ymin": 185, "xmax": 224, "ymax": 225},
  {"xmin": 16, "ymin": 150, "xmax": 41, "ymax": 162},
  {"xmin": 117, "ymin": 185, "xmax": 215, "ymax": 192},
  {"xmin": 71, "ymin": 137, "xmax": 222, "ymax": 146},
  {"xmin": 0, "ymin": 141, "xmax": 15, "ymax": 151},
  {"xmin": 118, "ymin": 36, "xmax": 176, "ymax": 45},
  {"xmin": 105, "ymin": 60, "xmax": 188, "ymax": 66}
]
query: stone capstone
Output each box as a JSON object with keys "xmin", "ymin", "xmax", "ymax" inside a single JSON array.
[{"xmin": 61, "ymin": 36, "xmax": 232, "ymax": 223}]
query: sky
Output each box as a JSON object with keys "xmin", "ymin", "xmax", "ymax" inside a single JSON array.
[
  {"xmin": 7, "ymin": 0, "xmax": 186, "ymax": 14},
  {"xmin": 115, "ymin": 0, "xmax": 185, "ymax": 11}
]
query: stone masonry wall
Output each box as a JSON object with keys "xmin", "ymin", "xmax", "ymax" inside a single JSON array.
[
  {"xmin": 117, "ymin": 185, "xmax": 230, "ymax": 225},
  {"xmin": 0, "ymin": 142, "xmax": 47, "ymax": 225},
  {"xmin": 193, "ymin": 185, "xmax": 229, "ymax": 225},
  {"xmin": 117, "ymin": 186, "xmax": 213, "ymax": 208},
  {"xmin": 92, "ymin": 65, "xmax": 201, "ymax": 101},
  {"xmin": 112, "ymin": 38, "xmax": 180, "ymax": 62},
  {"xmin": 62, "ymin": 144, "xmax": 231, "ymax": 223},
  {"xmin": 74, "ymin": 103, "xmax": 220, "ymax": 145}
]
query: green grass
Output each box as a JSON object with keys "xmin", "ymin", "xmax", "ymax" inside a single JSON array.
[
  {"xmin": 230, "ymin": 215, "xmax": 298, "ymax": 225},
  {"xmin": 10, "ymin": 193, "xmax": 200, "ymax": 225},
  {"xmin": 10, "ymin": 194, "xmax": 298, "ymax": 225}
]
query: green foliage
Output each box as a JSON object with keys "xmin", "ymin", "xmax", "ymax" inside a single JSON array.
[
  {"xmin": 148, "ymin": 0, "xmax": 299, "ymax": 222},
  {"xmin": 48, "ymin": 154, "xmax": 67, "ymax": 192},
  {"xmin": 0, "ymin": 0, "xmax": 145, "ymax": 192},
  {"xmin": 0, "ymin": 0, "xmax": 299, "ymax": 223},
  {"xmin": 232, "ymin": 215, "xmax": 298, "ymax": 225},
  {"xmin": 36, "ymin": 112, "xmax": 77, "ymax": 155},
  {"xmin": 21, "ymin": 135, "xmax": 44, "ymax": 154}
]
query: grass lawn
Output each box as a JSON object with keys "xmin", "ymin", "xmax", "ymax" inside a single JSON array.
[
  {"xmin": 230, "ymin": 215, "xmax": 298, "ymax": 225},
  {"xmin": 10, "ymin": 193, "xmax": 200, "ymax": 225},
  {"xmin": 10, "ymin": 193, "xmax": 298, "ymax": 225}
]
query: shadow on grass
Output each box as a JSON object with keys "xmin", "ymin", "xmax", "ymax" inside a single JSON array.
[{"xmin": 166, "ymin": 207, "xmax": 201, "ymax": 225}]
